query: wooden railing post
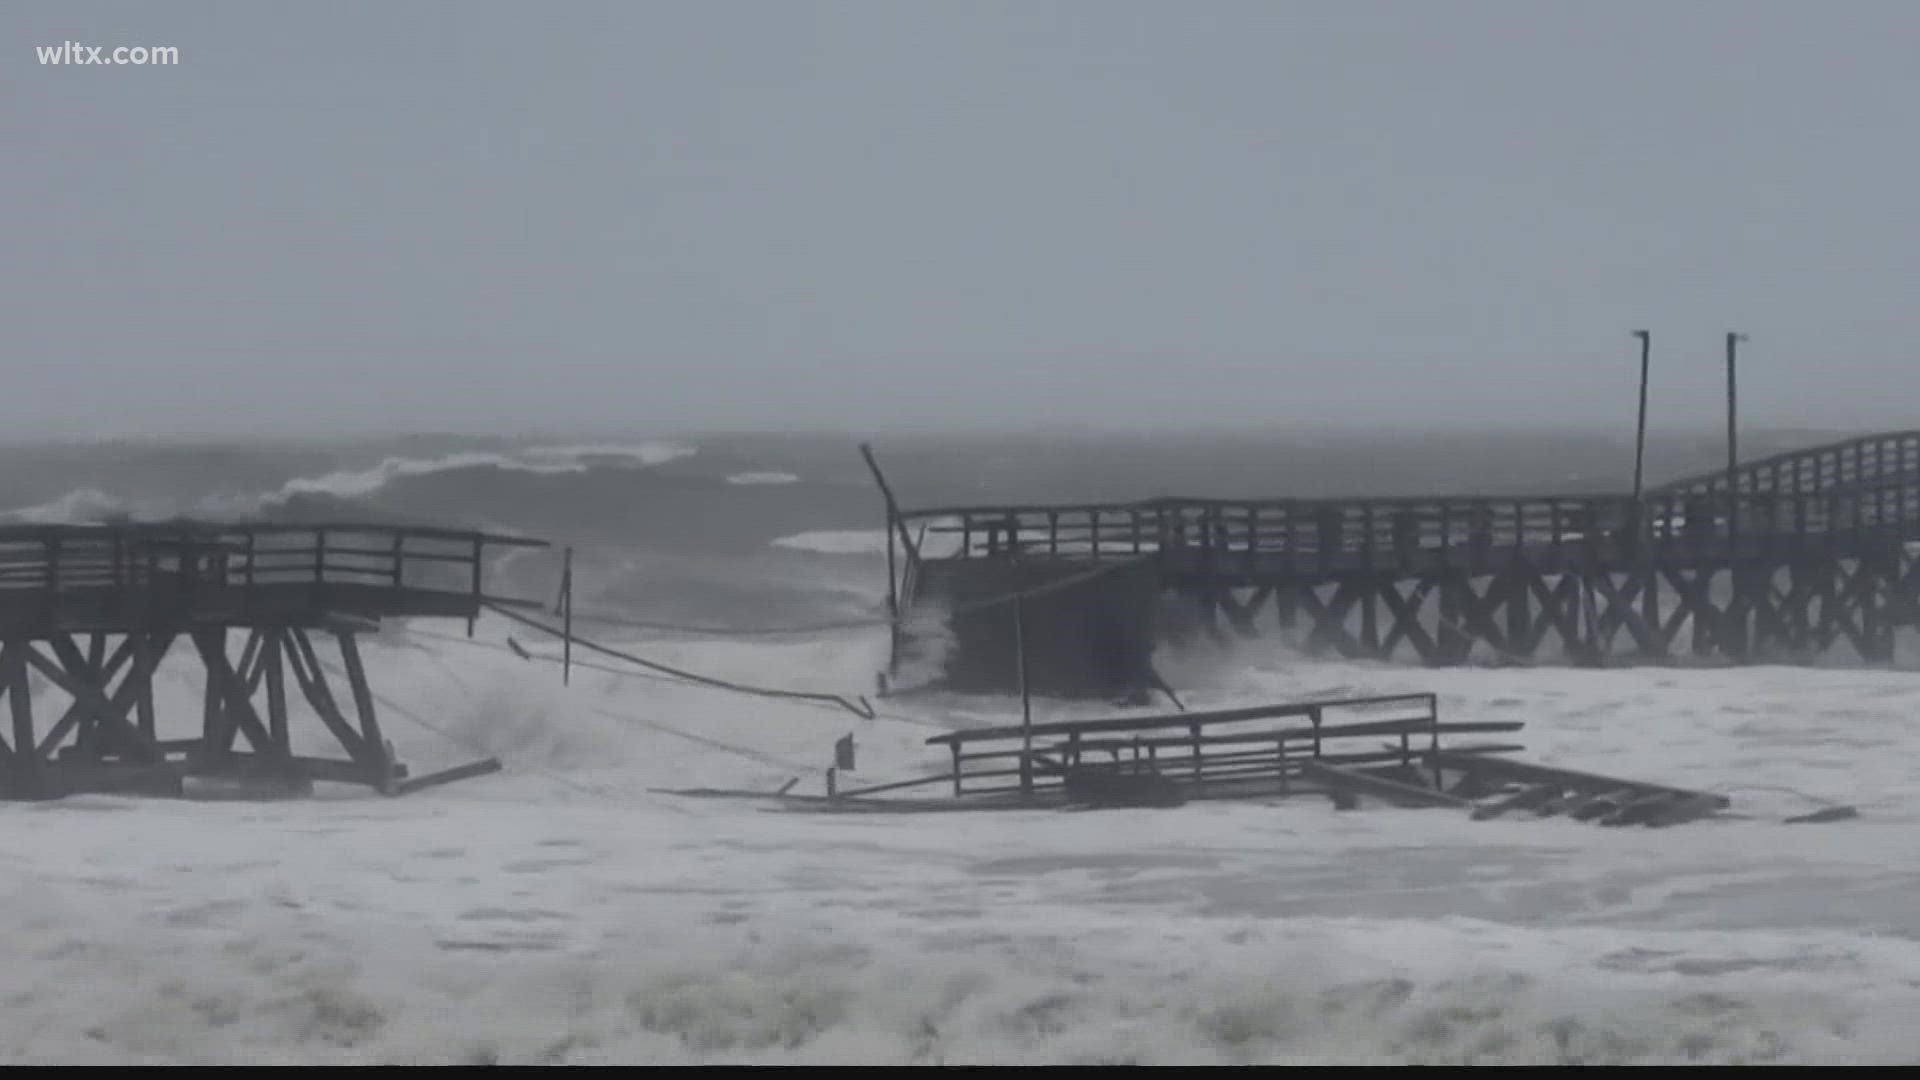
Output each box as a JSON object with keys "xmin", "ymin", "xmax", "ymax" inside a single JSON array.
[
  {"xmin": 1422, "ymin": 693, "xmax": 1442, "ymax": 785},
  {"xmin": 469, "ymin": 535, "xmax": 484, "ymax": 637},
  {"xmin": 1189, "ymin": 721, "xmax": 1203, "ymax": 791},
  {"xmin": 1245, "ymin": 506, "xmax": 1258, "ymax": 575}
]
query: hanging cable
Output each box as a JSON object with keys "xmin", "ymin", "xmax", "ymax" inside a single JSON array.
[
  {"xmin": 481, "ymin": 600, "xmax": 878, "ymax": 719},
  {"xmin": 552, "ymin": 554, "xmax": 1153, "ymax": 638},
  {"xmin": 399, "ymin": 624, "xmax": 952, "ymax": 730}
]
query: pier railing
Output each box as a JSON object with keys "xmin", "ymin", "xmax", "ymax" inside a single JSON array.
[
  {"xmin": 892, "ymin": 429, "xmax": 1920, "ymax": 576},
  {"xmin": 0, "ymin": 522, "xmax": 548, "ymax": 606},
  {"xmin": 921, "ymin": 692, "xmax": 1527, "ymax": 802},
  {"xmin": 1652, "ymin": 430, "xmax": 1920, "ymax": 499},
  {"xmin": 897, "ymin": 475, "xmax": 1920, "ymax": 574}
]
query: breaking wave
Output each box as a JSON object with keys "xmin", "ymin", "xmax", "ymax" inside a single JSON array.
[
  {"xmin": 0, "ymin": 442, "xmax": 698, "ymax": 526},
  {"xmin": 268, "ymin": 443, "xmax": 695, "ymax": 504},
  {"xmin": 771, "ymin": 530, "xmax": 891, "ymax": 556}
]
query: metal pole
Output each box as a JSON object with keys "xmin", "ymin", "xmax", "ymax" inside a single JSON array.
[
  {"xmin": 1631, "ymin": 330, "xmax": 1651, "ymax": 502},
  {"xmin": 1013, "ymin": 550, "xmax": 1032, "ymax": 800},
  {"xmin": 1726, "ymin": 331, "xmax": 1743, "ymax": 483},
  {"xmin": 1727, "ymin": 331, "xmax": 1747, "ymax": 540}
]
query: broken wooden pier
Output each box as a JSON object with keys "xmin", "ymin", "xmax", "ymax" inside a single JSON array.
[
  {"xmin": 743, "ymin": 692, "xmax": 1728, "ymax": 828},
  {"xmin": 0, "ymin": 522, "xmax": 546, "ymax": 801}
]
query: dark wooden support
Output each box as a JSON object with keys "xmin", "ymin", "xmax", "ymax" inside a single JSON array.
[
  {"xmin": 1504, "ymin": 567, "xmax": 1532, "ymax": 656},
  {"xmin": 1690, "ymin": 567, "xmax": 1717, "ymax": 655},
  {"xmin": 285, "ymin": 628, "xmax": 370, "ymax": 762},
  {"xmin": 264, "ymin": 629, "xmax": 290, "ymax": 758},
  {"xmin": 0, "ymin": 522, "xmax": 537, "ymax": 801},
  {"xmin": 191, "ymin": 628, "xmax": 280, "ymax": 762},
  {"xmin": 134, "ymin": 633, "xmax": 156, "ymax": 740},
  {"xmin": 335, "ymin": 631, "xmax": 395, "ymax": 792},
  {"xmin": 1359, "ymin": 579, "xmax": 1379, "ymax": 653},
  {"xmin": 202, "ymin": 627, "xmax": 226, "ymax": 754},
  {"xmin": 4, "ymin": 642, "xmax": 38, "ymax": 790},
  {"xmin": 1437, "ymin": 575, "xmax": 1469, "ymax": 663},
  {"xmin": 35, "ymin": 631, "xmax": 173, "ymax": 758},
  {"xmin": 31, "ymin": 640, "xmax": 162, "ymax": 762}
]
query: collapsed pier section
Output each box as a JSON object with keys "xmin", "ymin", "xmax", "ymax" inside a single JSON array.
[{"xmin": 0, "ymin": 522, "xmax": 547, "ymax": 800}]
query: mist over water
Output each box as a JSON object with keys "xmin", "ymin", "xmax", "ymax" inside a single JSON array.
[{"xmin": 0, "ymin": 424, "xmax": 1870, "ymax": 628}]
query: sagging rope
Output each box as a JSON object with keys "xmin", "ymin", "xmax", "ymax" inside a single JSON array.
[
  {"xmin": 553, "ymin": 554, "xmax": 1154, "ymax": 638},
  {"xmin": 401, "ymin": 624, "xmax": 950, "ymax": 731},
  {"xmin": 482, "ymin": 600, "xmax": 879, "ymax": 720}
]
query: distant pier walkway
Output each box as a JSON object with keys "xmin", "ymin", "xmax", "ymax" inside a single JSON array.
[{"xmin": 886, "ymin": 431, "xmax": 1920, "ymax": 691}]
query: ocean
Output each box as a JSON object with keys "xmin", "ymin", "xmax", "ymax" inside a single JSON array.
[
  {"xmin": 0, "ymin": 425, "xmax": 1854, "ymax": 627},
  {"xmin": 1, "ymin": 427, "xmax": 1912, "ymax": 1064}
]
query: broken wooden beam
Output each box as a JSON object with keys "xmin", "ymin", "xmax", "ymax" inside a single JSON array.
[
  {"xmin": 1297, "ymin": 759, "xmax": 1470, "ymax": 809},
  {"xmin": 1784, "ymin": 805, "xmax": 1859, "ymax": 824},
  {"xmin": 395, "ymin": 757, "xmax": 502, "ymax": 796},
  {"xmin": 1470, "ymin": 782, "xmax": 1564, "ymax": 820},
  {"xmin": 1432, "ymin": 750, "xmax": 1730, "ymax": 808}
]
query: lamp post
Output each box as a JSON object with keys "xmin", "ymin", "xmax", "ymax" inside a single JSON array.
[
  {"xmin": 1631, "ymin": 330, "xmax": 1651, "ymax": 504},
  {"xmin": 1726, "ymin": 331, "xmax": 1749, "ymax": 542},
  {"xmin": 1726, "ymin": 331, "xmax": 1747, "ymax": 482}
]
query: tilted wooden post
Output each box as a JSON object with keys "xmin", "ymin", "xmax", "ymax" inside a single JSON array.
[{"xmin": 561, "ymin": 547, "xmax": 574, "ymax": 687}]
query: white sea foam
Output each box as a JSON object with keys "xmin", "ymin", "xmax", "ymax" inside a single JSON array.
[
  {"xmin": 726, "ymin": 472, "xmax": 801, "ymax": 486},
  {"xmin": 772, "ymin": 530, "xmax": 891, "ymax": 556},
  {"xmin": 4, "ymin": 622, "xmax": 1918, "ymax": 1062},
  {"xmin": 270, "ymin": 442, "xmax": 696, "ymax": 503},
  {"xmin": 771, "ymin": 522, "xmax": 965, "ymax": 558},
  {"xmin": 0, "ymin": 443, "xmax": 699, "ymax": 525},
  {"xmin": 1, "ymin": 487, "xmax": 140, "ymax": 524}
]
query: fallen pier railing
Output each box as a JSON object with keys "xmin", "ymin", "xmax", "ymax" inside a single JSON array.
[{"xmin": 653, "ymin": 690, "xmax": 1742, "ymax": 829}]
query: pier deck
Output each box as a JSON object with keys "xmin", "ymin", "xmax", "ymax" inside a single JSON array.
[{"xmin": 886, "ymin": 430, "xmax": 1920, "ymax": 688}]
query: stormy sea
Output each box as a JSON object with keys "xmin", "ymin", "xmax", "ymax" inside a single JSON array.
[{"xmin": 1, "ymin": 426, "xmax": 1913, "ymax": 1065}]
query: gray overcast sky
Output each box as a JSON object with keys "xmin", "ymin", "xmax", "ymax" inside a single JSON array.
[{"xmin": 4, "ymin": 1, "xmax": 1917, "ymax": 439}]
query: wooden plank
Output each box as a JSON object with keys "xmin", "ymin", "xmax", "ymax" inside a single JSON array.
[
  {"xmin": 1433, "ymin": 750, "xmax": 1729, "ymax": 806},
  {"xmin": 1296, "ymin": 760, "xmax": 1469, "ymax": 808},
  {"xmin": 926, "ymin": 692, "xmax": 1436, "ymax": 745},
  {"xmin": 1469, "ymin": 782, "xmax": 1563, "ymax": 820},
  {"xmin": 834, "ymin": 772, "xmax": 961, "ymax": 799},
  {"xmin": 1057, "ymin": 719, "xmax": 1523, "ymax": 753},
  {"xmin": 396, "ymin": 757, "xmax": 501, "ymax": 795},
  {"xmin": 182, "ymin": 750, "xmax": 409, "ymax": 787}
]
